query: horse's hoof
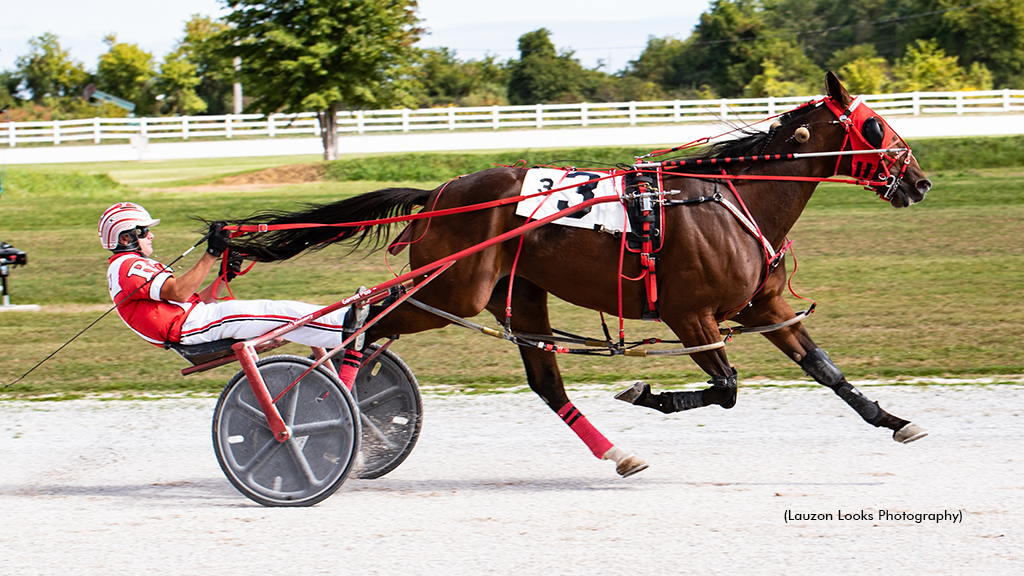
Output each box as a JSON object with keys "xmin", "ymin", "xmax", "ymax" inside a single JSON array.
[
  {"xmin": 614, "ymin": 381, "xmax": 649, "ymax": 404},
  {"xmin": 616, "ymin": 455, "xmax": 649, "ymax": 478},
  {"xmin": 893, "ymin": 423, "xmax": 928, "ymax": 444}
]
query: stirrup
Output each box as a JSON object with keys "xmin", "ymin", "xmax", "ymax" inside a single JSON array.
[{"xmin": 344, "ymin": 286, "xmax": 370, "ymax": 349}]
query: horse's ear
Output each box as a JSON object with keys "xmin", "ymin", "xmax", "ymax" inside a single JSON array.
[{"xmin": 825, "ymin": 71, "xmax": 852, "ymax": 106}]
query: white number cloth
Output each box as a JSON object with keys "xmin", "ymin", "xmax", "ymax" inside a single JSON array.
[{"xmin": 516, "ymin": 168, "xmax": 628, "ymax": 233}]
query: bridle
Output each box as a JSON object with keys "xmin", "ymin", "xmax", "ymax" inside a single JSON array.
[{"xmin": 821, "ymin": 95, "xmax": 913, "ymax": 203}]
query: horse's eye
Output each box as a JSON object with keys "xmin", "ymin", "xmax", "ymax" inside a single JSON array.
[{"xmin": 862, "ymin": 117, "xmax": 884, "ymax": 149}]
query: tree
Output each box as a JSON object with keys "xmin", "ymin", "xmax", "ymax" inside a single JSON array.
[
  {"xmin": 1, "ymin": 70, "xmax": 20, "ymax": 109},
  {"xmin": 622, "ymin": 36, "xmax": 686, "ymax": 97},
  {"xmin": 155, "ymin": 51, "xmax": 208, "ymax": 115},
  {"xmin": 900, "ymin": 0, "xmax": 1024, "ymax": 88},
  {"xmin": 96, "ymin": 34, "xmax": 156, "ymax": 112},
  {"xmin": 175, "ymin": 15, "xmax": 235, "ymax": 115},
  {"xmin": 506, "ymin": 28, "xmax": 612, "ymax": 105},
  {"xmin": 743, "ymin": 57, "xmax": 818, "ymax": 97},
  {"xmin": 220, "ymin": 0, "xmax": 422, "ymax": 161},
  {"xmin": 14, "ymin": 33, "xmax": 89, "ymax": 102},
  {"xmin": 889, "ymin": 38, "xmax": 993, "ymax": 91},
  {"xmin": 411, "ymin": 48, "xmax": 509, "ymax": 107},
  {"xmin": 830, "ymin": 45, "xmax": 891, "ymax": 95}
]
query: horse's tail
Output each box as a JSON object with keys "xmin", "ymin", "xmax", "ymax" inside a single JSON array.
[{"xmin": 228, "ymin": 187, "xmax": 433, "ymax": 262}]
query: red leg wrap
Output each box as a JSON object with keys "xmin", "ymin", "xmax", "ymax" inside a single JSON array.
[
  {"xmin": 336, "ymin": 349, "xmax": 363, "ymax": 391},
  {"xmin": 557, "ymin": 402, "xmax": 613, "ymax": 458}
]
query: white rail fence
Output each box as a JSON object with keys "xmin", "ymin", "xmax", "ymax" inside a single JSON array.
[{"xmin": 4, "ymin": 90, "xmax": 1024, "ymax": 148}]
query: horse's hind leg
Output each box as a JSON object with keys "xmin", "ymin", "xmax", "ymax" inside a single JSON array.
[
  {"xmin": 735, "ymin": 294, "xmax": 927, "ymax": 444},
  {"xmin": 616, "ymin": 314, "xmax": 741, "ymax": 413},
  {"xmin": 486, "ymin": 277, "xmax": 648, "ymax": 477}
]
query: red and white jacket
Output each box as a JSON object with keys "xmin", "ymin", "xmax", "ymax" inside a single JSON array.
[{"xmin": 107, "ymin": 253, "xmax": 198, "ymax": 346}]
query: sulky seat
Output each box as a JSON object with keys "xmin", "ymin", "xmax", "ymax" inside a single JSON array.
[{"xmin": 167, "ymin": 337, "xmax": 288, "ymax": 372}]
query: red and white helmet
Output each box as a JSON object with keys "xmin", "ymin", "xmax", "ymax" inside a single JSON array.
[{"xmin": 98, "ymin": 202, "xmax": 160, "ymax": 250}]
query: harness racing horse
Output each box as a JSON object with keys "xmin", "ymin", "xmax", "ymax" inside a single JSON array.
[{"xmin": 227, "ymin": 73, "xmax": 932, "ymax": 477}]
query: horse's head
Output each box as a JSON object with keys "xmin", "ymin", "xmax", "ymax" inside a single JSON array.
[{"xmin": 770, "ymin": 72, "xmax": 931, "ymax": 208}]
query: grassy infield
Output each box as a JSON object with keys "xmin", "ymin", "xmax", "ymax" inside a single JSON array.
[{"xmin": 1, "ymin": 137, "xmax": 1022, "ymax": 398}]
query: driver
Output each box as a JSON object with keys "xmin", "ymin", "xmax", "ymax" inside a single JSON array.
[{"xmin": 99, "ymin": 202, "xmax": 352, "ymax": 349}]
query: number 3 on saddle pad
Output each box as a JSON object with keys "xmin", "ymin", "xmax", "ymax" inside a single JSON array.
[{"xmin": 517, "ymin": 168, "xmax": 628, "ymax": 232}]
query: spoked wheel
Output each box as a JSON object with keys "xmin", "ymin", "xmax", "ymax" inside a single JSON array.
[
  {"xmin": 212, "ymin": 355, "xmax": 360, "ymax": 507},
  {"xmin": 317, "ymin": 344, "xmax": 423, "ymax": 479},
  {"xmin": 351, "ymin": 344, "xmax": 423, "ymax": 479}
]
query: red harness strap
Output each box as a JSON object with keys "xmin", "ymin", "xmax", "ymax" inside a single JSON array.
[{"xmin": 638, "ymin": 175, "xmax": 664, "ymax": 321}]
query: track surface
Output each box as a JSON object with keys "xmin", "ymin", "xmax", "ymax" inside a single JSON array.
[{"xmin": 1, "ymin": 385, "xmax": 1021, "ymax": 575}]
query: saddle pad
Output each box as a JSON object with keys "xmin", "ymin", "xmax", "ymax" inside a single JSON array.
[{"xmin": 517, "ymin": 168, "xmax": 628, "ymax": 233}]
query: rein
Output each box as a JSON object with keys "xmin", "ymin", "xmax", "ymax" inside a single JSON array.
[{"xmin": 218, "ymin": 94, "xmax": 908, "ymax": 358}]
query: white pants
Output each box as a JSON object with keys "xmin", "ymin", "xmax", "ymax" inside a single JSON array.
[{"xmin": 179, "ymin": 299, "xmax": 349, "ymax": 349}]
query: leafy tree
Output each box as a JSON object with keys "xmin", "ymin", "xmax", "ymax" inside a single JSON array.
[
  {"xmin": 506, "ymin": 28, "xmax": 607, "ymax": 104},
  {"xmin": 623, "ymin": 36, "xmax": 686, "ymax": 91},
  {"xmin": 743, "ymin": 58, "xmax": 818, "ymax": 97},
  {"xmin": 1, "ymin": 70, "xmax": 20, "ymax": 109},
  {"xmin": 412, "ymin": 48, "xmax": 509, "ymax": 107},
  {"xmin": 634, "ymin": 0, "xmax": 822, "ymax": 98},
  {"xmin": 830, "ymin": 45, "xmax": 891, "ymax": 95},
  {"xmin": 760, "ymin": 0, "xmax": 912, "ymax": 66},
  {"xmin": 13, "ymin": 33, "xmax": 89, "ymax": 102},
  {"xmin": 175, "ymin": 15, "xmax": 235, "ymax": 115},
  {"xmin": 890, "ymin": 38, "xmax": 993, "ymax": 91},
  {"xmin": 900, "ymin": 0, "xmax": 1024, "ymax": 88},
  {"xmin": 96, "ymin": 34, "xmax": 157, "ymax": 112},
  {"xmin": 220, "ymin": 0, "xmax": 422, "ymax": 160},
  {"xmin": 155, "ymin": 51, "xmax": 207, "ymax": 115}
]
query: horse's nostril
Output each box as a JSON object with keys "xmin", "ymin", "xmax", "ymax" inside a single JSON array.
[{"xmin": 917, "ymin": 179, "xmax": 932, "ymax": 194}]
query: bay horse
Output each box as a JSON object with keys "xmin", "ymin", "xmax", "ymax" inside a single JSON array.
[{"xmin": 227, "ymin": 73, "xmax": 932, "ymax": 477}]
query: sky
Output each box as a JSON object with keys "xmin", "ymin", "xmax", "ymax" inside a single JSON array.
[{"xmin": 0, "ymin": 0, "xmax": 706, "ymax": 75}]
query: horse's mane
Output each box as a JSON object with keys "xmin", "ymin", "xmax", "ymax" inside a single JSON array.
[{"xmin": 668, "ymin": 102, "xmax": 819, "ymax": 174}]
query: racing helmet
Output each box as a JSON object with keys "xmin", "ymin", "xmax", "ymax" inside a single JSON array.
[{"xmin": 98, "ymin": 202, "xmax": 160, "ymax": 251}]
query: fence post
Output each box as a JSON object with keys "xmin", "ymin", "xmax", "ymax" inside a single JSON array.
[
  {"xmin": 268, "ymin": 113, "xmax": 276, "ymax": 137},
  {"xmin": 768, "ymin": 96, "xmax": 776, "ymax": 116},
  {"xmin": 673, "ymin": 100, "xmax": 681, "ymax": 122},
  {"xmin": 93, "ymin": 117, "xmax": 101, "ymax": 143},
  {"xmin": 183, "ymin": 117, "xmax": 189, "ymax": 140},
  {"xmin": 581, "ymin": 102, "xmax": 588, "ymax": 127},
  {"xmin": 448, "ymin": 108, "xmax": 455, "ymax": 131},
  {"xmin": 720, "ymin": 99, "xmax": 729, "ymax": 120},
  {"xmin": 225, "ymin": 114, "xmax": 233, "ymax": 138},
  {"xmin": 53, "ymin": 121, "xmax": 60, "ymax": 145},
  {"xmin": 402, "ymin": 108, "xmax": 410, "ymax": 132},
  {"xmin": 140, "ymin": 117, "xmax": 148, "ymax": 141},
  {"xmin": 956, "ymin": 93, "xmax": 963, "ymax": 115},
  {"xmin": 1004, "ymin": 88, "xmax": 1011, "ymax": 111},
  {"xmin": 492, "ymin": 106, "xmax": 499, "ymax": 130},
  {"xmin": 912, "ymin": 93, "xmax": 920, "ymax": 116},
  {"xmin": 7, "ymin": 121, "xmax": 14, "ymax": 147},
  {"xmin": 629, "ymin": 101, "xmax": 636, "ymax": 125},
  {"xmin": 536, "ymin": 103, "xmax": 543, "ymax": 129},
  {"xmin": 356, "ymin": 110, "xmax": 364, "ymax": 134}
]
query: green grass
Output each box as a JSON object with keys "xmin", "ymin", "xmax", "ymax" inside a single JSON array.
[{"xmin": 1, "ymin": 147, "xmax": 1022, "ymax": 398}]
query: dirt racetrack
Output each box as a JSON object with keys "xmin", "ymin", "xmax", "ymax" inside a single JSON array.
[{"xmin": 1, "ymin": 383, "xmax": 1021, "ymax": 575}]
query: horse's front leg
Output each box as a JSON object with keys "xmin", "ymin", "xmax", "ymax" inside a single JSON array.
[
  {"xmin": 736, "ymin": 293, "xmax": 927, "ymax": 444},
  {"xmin": 487, "ymin": 277, "xmax": 647, "ymax": 477}
]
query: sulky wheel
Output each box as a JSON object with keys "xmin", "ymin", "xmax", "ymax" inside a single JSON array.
[
  {"xmin": 317, "ymin": 344, "xmax": 423, "ymax": 479},
  {"xmin": 212, "ymin": 355, "xmax": 360, "ymax": 507},
  {"xmin": 351, "ymin": 344, "xmax": 423, "ymax": 479}
]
